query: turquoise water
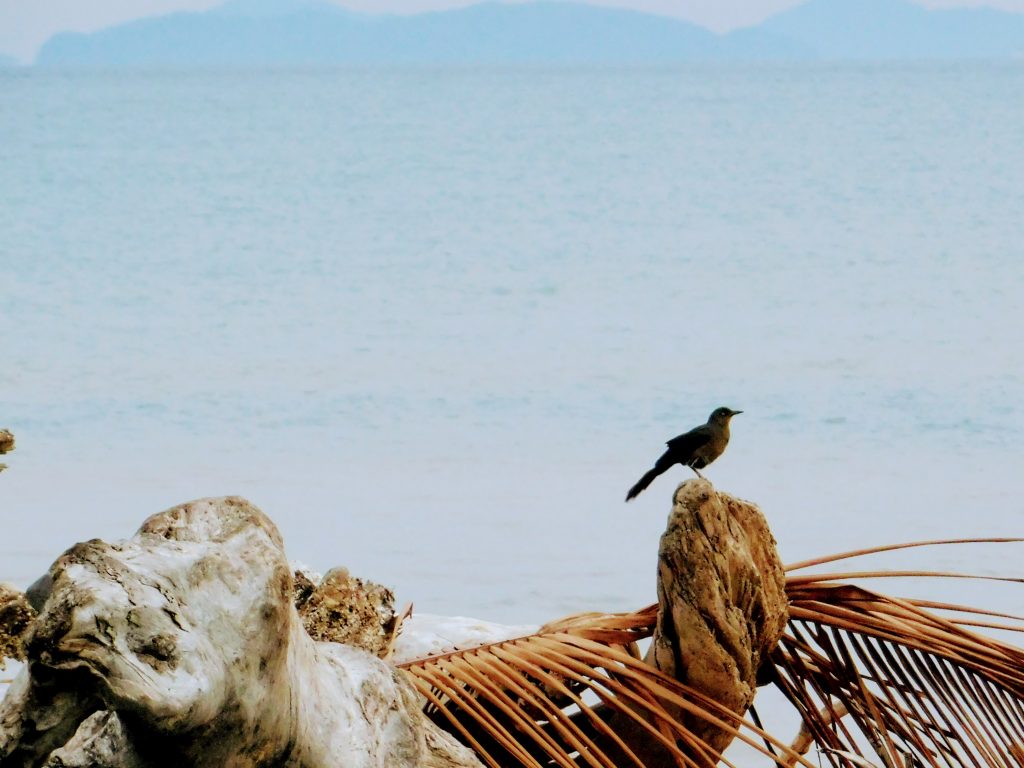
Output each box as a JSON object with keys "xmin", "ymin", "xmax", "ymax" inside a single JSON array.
[{"xmin": 1, "ymin": 64, "xmax": 1023, "ymax": 626}]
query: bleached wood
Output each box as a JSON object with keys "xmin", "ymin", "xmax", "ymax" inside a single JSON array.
[{"xmin": 0, "ymin": 497, "xmax": 481, "ymax": 768}]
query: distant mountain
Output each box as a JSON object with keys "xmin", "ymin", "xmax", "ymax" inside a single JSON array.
[
  {"xmin": 746, "ymin": 0, "xmax": 1024, "ymax": 59},
  {"xmin": 35, "ymin": 2, "xmax": 722, "ymax": 67},
  {"xmin": 33, "ymin": 0, "xmax": 1024, "ymax": 67}
]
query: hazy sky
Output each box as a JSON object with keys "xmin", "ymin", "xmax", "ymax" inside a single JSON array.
[{"xmin": 2, "ymin": 0, "xmax": 1024, "ymax": 62}]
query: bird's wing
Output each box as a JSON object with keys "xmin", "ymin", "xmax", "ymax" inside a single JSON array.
[{"xmin": 665, "ymin": 425, "xmax": 713, "ymax": 453}]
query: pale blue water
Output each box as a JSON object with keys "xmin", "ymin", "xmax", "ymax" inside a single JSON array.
[{"xmin": 2, "ymin": 64, "xmax": 1023, "ymax": 631}]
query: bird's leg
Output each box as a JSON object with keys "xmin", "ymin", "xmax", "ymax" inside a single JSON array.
[{"xmin": 689, "ymin": 465, "xmax": 705, "ymax": 480}]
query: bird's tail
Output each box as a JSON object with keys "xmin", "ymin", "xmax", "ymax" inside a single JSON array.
[{"xmin": 625, "ymin": 451, "xmax": 674, "ymax": 502}]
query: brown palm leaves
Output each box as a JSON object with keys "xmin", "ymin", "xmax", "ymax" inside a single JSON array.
[
  {"xmin": 398, "ymin": 607, "xmax": 812, "ymax": 768},
  {"xmin": 398, "ymin": 538, "xmax": 1024, "ymax": 768},
  {"xmin": 776, "ymin": 539, "xmax": 1024, "ymax": 768}
]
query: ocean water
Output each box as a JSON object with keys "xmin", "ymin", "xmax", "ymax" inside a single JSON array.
[{"xmin": 1, "ymin": 64, "xmax": 1023, "ymax": 637}]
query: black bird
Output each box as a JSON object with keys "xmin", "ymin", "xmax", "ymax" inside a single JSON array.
[{"xmin": 625, "ymin": 407, "xmax": 742, "ymax": 501}]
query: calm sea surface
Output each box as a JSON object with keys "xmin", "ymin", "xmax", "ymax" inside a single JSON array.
[{"xmin": 2, "ymin": 64, "xmax": 1023, "ymax": 634}]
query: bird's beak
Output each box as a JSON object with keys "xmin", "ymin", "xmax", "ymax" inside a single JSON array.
[{"xmin": 729, "ymin": 409, "xmax": 743, "ymax": 416}]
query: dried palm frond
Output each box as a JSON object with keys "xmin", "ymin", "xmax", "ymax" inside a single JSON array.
[
  {"xmin": 398, "ymin": 607, "xmax": 814, "ymax": 768},
  {"xmin": 398, "ymin": 538, "xmax": 1024, "ymax": 768},
  {"xmin": 775, "ymin": 539, "xmax": 1024, "ymax": 768}
]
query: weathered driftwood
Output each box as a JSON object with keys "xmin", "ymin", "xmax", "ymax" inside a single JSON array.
[
  {"xmin": 0, "ymin": 497, "xmax": 481, "ymax": 768},
  {"xmin": 0, "ymin": 585, "xmax": 34, "ymax": 665},
  {"xmin": 298, "ymin": 567, "xmax": 396, "ymax": 658},
  {"xmin": 652, "ymin": 480, "xmax": 787, "ymax": 733},
  {"xmin": 607, "ymin": 478, "xmax": 789, "ymax": 764}
]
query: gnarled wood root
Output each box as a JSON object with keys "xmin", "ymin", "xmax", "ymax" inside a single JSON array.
[{"xmin": 0, "ymin": 497, "xmax": 481, "ymax": 768}]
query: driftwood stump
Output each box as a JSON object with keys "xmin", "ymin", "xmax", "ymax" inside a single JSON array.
[
  {"xmin": 650, "ymin": 479, "xmax": 787, "ymax": 748},
  {"xmin": 611, "ymin": 479, "xmax": 789, "ymax": 764},
  {"xmin": 0, "ymin": 497, "xmax": 481, "ymax": 768}
]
